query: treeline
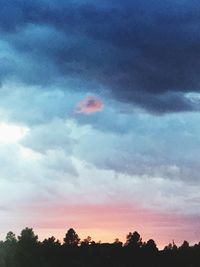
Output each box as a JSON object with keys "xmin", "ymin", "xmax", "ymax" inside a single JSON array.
[{"xmin": 0, "ymin": 227, "xmax": 200, "ymax": 267}]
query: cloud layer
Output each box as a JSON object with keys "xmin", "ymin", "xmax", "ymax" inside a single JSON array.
[{"xmin": 1, "ymin": 0, "xmax": 200, "ymax": 112}]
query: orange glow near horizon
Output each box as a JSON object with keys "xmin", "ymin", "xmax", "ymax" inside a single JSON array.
[{"xmin": 11, "ymin": 203, "xmax": 200, "ymax": 249}]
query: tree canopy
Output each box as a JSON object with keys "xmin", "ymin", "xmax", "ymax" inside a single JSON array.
[{"xmin": 0, "ymin": 227, "xmax": 199, "ymax": 267}]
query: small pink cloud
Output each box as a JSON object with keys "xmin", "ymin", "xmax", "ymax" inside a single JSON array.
[{"xmin": 76, "ymin": 96, "xmax": 104, "ymax": 114}]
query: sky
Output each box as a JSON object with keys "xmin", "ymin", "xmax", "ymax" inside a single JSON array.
[{"xmin": 0, "ymin": 0, "xmax": 200, "ymax": 248}]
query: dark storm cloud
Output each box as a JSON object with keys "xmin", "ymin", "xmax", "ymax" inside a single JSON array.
[{"xmin": 1, "ymin": 0, "xmax": 200, "ymax": 112}]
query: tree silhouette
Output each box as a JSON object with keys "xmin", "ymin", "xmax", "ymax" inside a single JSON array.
[
  {"xmin": 144, "ymin": 239, "xmax": 158, "ymax": 252},
  {"xmin": 81, "ymin": 236, "xmax": 92, "ymax": 246},
  {"xmin": 63, "ymin": 228, "xmax": 80, "ymax": 246},
  {"xmin": 179, "ymin": 240, "xmax": 189, "ymax": 250},
  {"xmin": 113, "ymin": 238, "xmax": 123, "ymax": 246},
  {"xmin": 2, "ymin": 232, "xmax": 17, "ymax": 267},
  {"xmin": 164, "ymin": 240, "xmax": 178, "ymax": 251},
  {"xmin": 18, "ymin": 228, "xmax": 38, "ymax": 246},
  {"xmin": 125, "ymin": 231, "xmax": 142, "ymax": 248},
  {"xmin": 0, "ymin": 226, "xmax": 200, "ymax": 267},
  {"xmin": 17, "ymin": 228, "xmax": 40, "ymax": 267},
  {"xmin": 5, "ymin": 232, "xmax": 17, "ymax": 244},
  {"xmin": 42, "ymin": 236, "xmax": 60, "ymax": 247}
]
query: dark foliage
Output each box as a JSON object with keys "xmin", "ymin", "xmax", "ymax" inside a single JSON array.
[{"xmin": 0, "ymin": 227, "xmax": 200, "ymax": 267}]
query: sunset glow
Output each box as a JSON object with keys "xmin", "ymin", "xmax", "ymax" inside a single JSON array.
[{"xmin": 0, "ymin": 0, "xmax": 200, "ymax": 252}]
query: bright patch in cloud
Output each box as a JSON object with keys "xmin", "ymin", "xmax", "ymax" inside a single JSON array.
[
  {"xmin": 0, "ymin": 123, "xmax": 29, "ymax": 143},
  {"xmin": 76, "ymin": 96, "xmax": 104, "ymax": 114}
]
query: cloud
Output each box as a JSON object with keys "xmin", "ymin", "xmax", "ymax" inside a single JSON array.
[
  {"xmin": 0, "ymin": 122, "xmax": 29, "ymax": 144},
  {"xmin": 0, "ymin": 132, "xmax": 200, "ymax": 246},
  {"xmin": 68, "ymin": 112, "xmax": 200, "ymax": 183},
  {"xmin": 0, "ymin": 83, "xmax": 199, "ymax": 184},
  {"xmin": 0, "ymin": 0, "xmax": 200, "ymax": 112},
  {"xmin": 21, "ymin": 119, "xmax": 75, "ymax": 154},
  {"xmin": 76, "ymin": 96, "xmax": 104, "ymax": 114}
]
